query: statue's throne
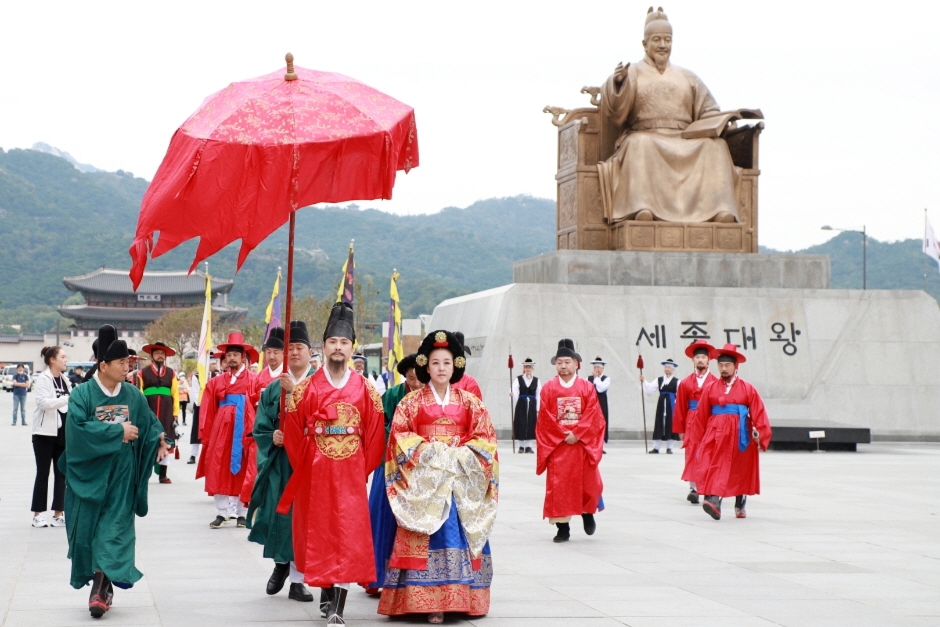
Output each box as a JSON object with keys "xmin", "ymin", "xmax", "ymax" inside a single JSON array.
[{"xmin": 545, "ymin": 88, "xmax": 764, "ymax": 253}]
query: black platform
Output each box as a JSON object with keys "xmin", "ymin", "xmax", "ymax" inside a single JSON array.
[{"xmin": 768, "ymin": 420, "xmax": 871, "ymax": 452}]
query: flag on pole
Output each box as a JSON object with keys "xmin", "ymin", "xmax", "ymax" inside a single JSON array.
[
  {"xmin": 195, "ymin": 270, "xmax": 213, "ymax": 404},
  {"xmin": 386, "ymin": 270, "xmax": 404, "ymax": 385},
  {"xmin": 336, "ymin": 240, "xmax": 355, "ymax": 304},
  {"xmin": 263, "ymin": 267, "xmax": 282, "ymax": 341},
  {"xmin": 924, "ymin": 214, "xmax": 940, "ymax": 272}
]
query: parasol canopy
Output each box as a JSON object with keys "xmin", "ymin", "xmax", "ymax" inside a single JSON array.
[{"xmin": 129, "ymin": 54, "xmax": 418, "ymax": 289}]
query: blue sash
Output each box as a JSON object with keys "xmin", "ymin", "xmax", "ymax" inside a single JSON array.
[
  {"xmin": 220, "ymin": 394, "xmax": 247, "ymax": 474},
  {"xmin": 660, "ymin": 391, "xmax": 676, "ymax": 415},
  {"xmin": 688, "ymin": 400, "xmax": 698, "ymax": 411},
  {"xmin": 711, "ymin": 403, "xmax": 750, "ymax": 451},
  {"xmin": 519, "ymin": 394, "xmax": 536, "ymax": 399}
]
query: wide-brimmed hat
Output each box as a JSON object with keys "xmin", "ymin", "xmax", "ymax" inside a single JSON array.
[
  {"xmin": 141, "ymin": 341, "xmax": 177, "ymax": 357},
  {"xmin": 710, "ymin": 343, "xmax": 747, "ymax": 364},
  {"xmin": 454, "ymin": 331, "xmax": 471, "ymax": 356},
  {"xmin": 591, "ymin": 356, "xmax": 606, "ymax": 366},
  {"xmin": 684, "ymin": 339, "xmax": 715, "ymax": 359},
  {"xmin": 521, "ymin": 357, "xmax": 537, "ymax": 367},
  {"xmin": 352, "ymin": 353, "xmax": 367, "ymax": 364},
  {"xmin": 217, "ymin": 332, "xmax": 259, "ymax": 363},
  {"xmin": 661, "ymin": 358, "xmax": 678, "ymax": 368},
  {"xmin": 551, "ymin": 338, "xmax": 582, "ymax": 365},
  {"xmin": 414, "ymin": 330, "xmax": 466, "ymax": 385},
  {"xmin": 262, "ymin": 327, "xmax": 285, "ymax": 350}
]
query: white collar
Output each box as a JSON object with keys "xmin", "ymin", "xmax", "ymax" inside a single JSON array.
[
  {"xmin": 522, "ymin": 373, "xmax": 535, "ymax": 383},
  {"xmin": 325, "ymin": 367, "xmax": 352, "ymax": 390},
  {"xmin": 558, "ymin": 374, "xmax": 577, "ymax": 389},
  {"xmin": 93, "ymin": 372, "xmax": 122, "ymax": 397},
  {"xmin": 662, "ymin": 375, "xmax": 674, "ymax": 385},
  {"xmin": 267, "ymin": 364, "xmax": 284, "ymax": 378},
  {"xmin": 229, "ymin": 363, "xmax": 246, "ymax": 384},
  {"xmin": 287, "ymin": 367, "xmax": 308, "ymax": 385},
  {"xmin": 431, "ymin": 384, "xmax": 451, "ymax": 407}
]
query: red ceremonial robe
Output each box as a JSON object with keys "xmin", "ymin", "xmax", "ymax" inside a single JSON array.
[
  {"xmin": 536, "ymin": 376, "xmax": 605, "ymax": 518},
  {"xmin": 697, "ymin": 377, "xmax": 772, "ymax": 497},
  {"xmin": 240, "ymin": 366, "xmax": 280, "ymax": 503},
  {"xmin": 196, "ymin": 366, "xmax": 257, "ymax": 496},
  {"xmin": 278, "ymin": 368, "xmax": 384, "ymax": 587},
  {"xmin": 673, "ymin": 371, "xmax": 719, "ymax": 483},
  {"xmin": 452, "ymin": 373, "xmax": 483, "ymax": 401}
]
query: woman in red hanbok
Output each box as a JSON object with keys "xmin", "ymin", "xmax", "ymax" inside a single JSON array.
[{"xmin": 378, "ymin": 330, "xmax": 498, "ymax": 624}]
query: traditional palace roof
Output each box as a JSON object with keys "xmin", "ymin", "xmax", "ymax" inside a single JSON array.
[
  {"xmin": 58, "ymin": 304, "xmax": 246, "ymax": 323},
  {"xmin": 63, "ymin": 268, "xmax": 234, "ymax": 296}
]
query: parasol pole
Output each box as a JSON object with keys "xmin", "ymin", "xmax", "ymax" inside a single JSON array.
[
  {"xmin": 278, "ymin": 54, "xmax": 299, "ymax": 424},
  {"xmin": 508, "ymin": 346, "xmax": 515, "ymax": 454},
  {"xmin": 636, "ymin": 349, "xmax": 648, "ymax": 454}
]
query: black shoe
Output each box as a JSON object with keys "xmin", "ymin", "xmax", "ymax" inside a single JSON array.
[
  {"xmin": 581, "ymin": 513, "xmax": 596, "ymax": 536},
  {"xmin": 236, "ymin": 516, "xmax": 247, "ymax": 528},
  {"xmin": 518, "ymin": 447, "xmax": 524, "ymax": 453},
  {"xmin": 89, "ymin": 571, "xmax": 113, "ymax": 618},
  {"xmin": 666, "ymin": 449, "xmax": 673, "ymax": 454},
  {"xmin": 187, "ymin": 456, "xmax": 196, "ymax": 464},
  {"xmin": 319, "ymin": 588, "xmax": 332, "ymax": 618},
  {"xmin": 703, "ymin": 496, "xmax": 722, "ymax": 520},
  {"xmin": 649, "ymin": 449, "xmax": 659, "ymax": 454},
  {"xmin": 735, "ymin": 495, "xmax": 747, "ymax": 519},
  {"xmin": 553, "ymin": 522, "xmax": 570, "ymax": 543},
  {"xmin": 525, "ymin": 447, "xmax": 534, "ymax": 454},
  {"xmin": 326, "ymin": 586, "xmax": 348, "ymax": 625},
  {"xmin": 687, "ymin": 489, "xmax": 700, "ymax": 504},
  {"xmin": 266, "ymin": 562, "xmax": 289, "ymax": 595},
  {"xmin": 288, "ymin": 583, "xmax": 314, "ymax": 602},
  {"xmin": 603, "ymin": 449, "xmax": 607, "ymax": 454},
  {"xmin": 209, "ymin": 515, "xmax": 228, "ymax": 529}
]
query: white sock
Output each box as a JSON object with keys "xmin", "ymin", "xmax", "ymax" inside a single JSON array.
[
  {"xmin": 213, "ymin": 495, "xmax": 230, "ymax": 517},
  {"xmin": 652, "ymin": 440, "xmax": 661, "ymax": 450},
  {"xmin": 667, "ymin": 439, "xmax": 674, "ymax": 451},
  {"xmin": 190, "ymin": 443, "xmax": 201, "ymax": 458},
  {"xmin": 689, "ymin": 481, "xmax": 697, "ymax": 491},
  {"xmin": 289, "ymin": 562, "xmax": 304, "ymax": 584}
]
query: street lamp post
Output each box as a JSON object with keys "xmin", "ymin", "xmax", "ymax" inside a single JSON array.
[{"xmin": 821, "ymin": 224, "xmax": 867, "ymax": 290}]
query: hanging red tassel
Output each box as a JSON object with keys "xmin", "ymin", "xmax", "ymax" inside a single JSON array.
[
  {"xmin": 174, "ymin": 447, "xmax": 180, "ymax": 460},
  {"xmin": 636, "ymin": 355, "xmax": 644, "ymax": 369},
  {"xmin": 508, "ymin": 354, "xmax": 514, "ymax": 369}
]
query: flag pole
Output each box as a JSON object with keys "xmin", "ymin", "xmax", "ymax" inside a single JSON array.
[
  {"xmin": 636, "ymin": 347, "xmax": 648, "ymax": 454},
  {"xmin": 508, "ymin": 345, "xmax": 515, "ymax": 454},
  {"xmin": 925, "ymin": 208, "xmax": 929, "ymax": 293}
]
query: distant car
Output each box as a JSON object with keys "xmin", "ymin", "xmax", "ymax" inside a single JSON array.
[{"xmin": 1, "ymin": 364, "xmax": 32, "ymax": 393}]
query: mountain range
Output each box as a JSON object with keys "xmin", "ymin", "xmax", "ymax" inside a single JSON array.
[{"xmin": 0, "ymin": 146, "xmax": 937, "ymax": 333}]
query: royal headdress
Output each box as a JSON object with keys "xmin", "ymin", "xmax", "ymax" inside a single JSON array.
[{"xmin": 644, "ymin": 6, "xmax": 672, "ymax": 37}]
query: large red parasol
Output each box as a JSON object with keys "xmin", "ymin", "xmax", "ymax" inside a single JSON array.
[{"xmin": 129, "ymin": 53, "xmax": 418, "ymax": 288}]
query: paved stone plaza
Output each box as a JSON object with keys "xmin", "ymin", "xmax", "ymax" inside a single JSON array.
[{"xmin": 1, "ymin": 393, "xmax": 939, "ymax": 626}]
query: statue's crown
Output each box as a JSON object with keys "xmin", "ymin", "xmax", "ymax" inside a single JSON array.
[{"xmin": 644, "ymin": 6, "xmax": 672, "ymax": 36}]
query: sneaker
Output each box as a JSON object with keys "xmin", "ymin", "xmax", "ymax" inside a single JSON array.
[
  {"xmin": 50, "ymin": 515, "xmax": 66, "ymax": 527},
  {"xmin": 236, "ymin": 516, "xmax": 247, "ymax": 528},
  {"xmin": 31, "ymin": 513, "xmax": 48, "ymax": 528},
  {"xmin": 209, "ymin": 515, "xmax": 228, "ymax": 529},
  {"xmin": 187, "ymin": 456, "xmax": 196, "ymax": 464}
]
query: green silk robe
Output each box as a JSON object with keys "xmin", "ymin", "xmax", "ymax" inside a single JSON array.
[
  {"xmin": 382, "ymin": 382, "xmax": 408, "ymax": 438},
  {"xmin": 246, "ymin": 369, "xmax": 312, "ymax": 563},
  {"xmin": 60, "ymin": 380, "xmax": 163, "ymax": 589}
]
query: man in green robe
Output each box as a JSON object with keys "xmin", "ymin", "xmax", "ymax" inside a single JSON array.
[
  {"xmin": 247, "ymin": 320, "xmax": 315, "ymax": 603},
  {"xmin": 60, "ymin": 325, "xmax": 169, "ymax": 618}
]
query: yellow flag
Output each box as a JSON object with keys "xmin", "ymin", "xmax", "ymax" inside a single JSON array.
[
  {"xmin": 387, "ymin": 271, "xmax": 405, "ymax": 385},
  {"xmin": 195, "ymin": 271, "xmax": 213, "ymax": 404}
]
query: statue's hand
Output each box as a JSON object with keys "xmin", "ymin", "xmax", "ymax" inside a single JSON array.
[{"xmin": 614, "ymin": 62, "xmax": 631, "ymax": 84}]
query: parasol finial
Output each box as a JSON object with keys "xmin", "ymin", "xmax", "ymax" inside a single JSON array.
[{"xmin": 285, "ymin": 53, "xmax": 298, "ymax": 81}]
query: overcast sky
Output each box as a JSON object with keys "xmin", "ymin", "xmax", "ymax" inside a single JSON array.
[{"xmin": 2, "ymin": 1, "xmax": 939, "ymax": 251}]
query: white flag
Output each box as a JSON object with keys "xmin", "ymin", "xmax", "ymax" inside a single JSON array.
[{"xmin": 924, "ymin": 215, "xmax": 940, "ymax": 272}]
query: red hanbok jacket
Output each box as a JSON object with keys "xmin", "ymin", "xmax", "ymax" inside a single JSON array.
[
  {"xmin": 196, "ymin": 366, "xmax": 258, "ymax": 496},
  {"xmin": 697, "ymin": 377, "xmax": 772, "ymax": 497},
  {"xmin": 673, "ymin": 371, "xmax": 718, "ymax": 483},
  {"xmin": 277, "ymin": 368, "xmax": 384, "ymax": 587},
  {"xmin": 536, "ymin": 376, "xmax": 605, "ymax": 518},
  {"xmin": 452, "ymin": 372, "xmax": 483, "ymax": 401}
]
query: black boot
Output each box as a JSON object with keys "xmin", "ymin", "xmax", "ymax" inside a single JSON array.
[
  {"xmin": 581, "ymin": 513, "xmax": 597, "ymax": 536},
  {"xmin": 553, "ymin": 522, "xmax": 570, "ymax": 543},
  {"xmin": 288, "ymin": 583, "xmax": 314, "ymax": 602},
  {"xmin": 326, "ymin": 586, "xmax": 348, "ymax": 625},
  {"xmin": 319, "ymin": 588, "xmax": 332, "ymax": 618},
  {"xmin": 687, "ymin": 489, "xmax": 699, "ymax": 504},
  {"xmin": 702, "ymin": 495, "xmax": 722, "ymax": 520},
  {"xmin": 266, "ymin": 562, "xmax": 289, "ymax": 595},
  {"xmin": 734, "ymin": 495, "xmax": 747, "ymax": 519},
  {"xmin": 89, "ymin": 570, "xmax": 113, "ymax": 618}
]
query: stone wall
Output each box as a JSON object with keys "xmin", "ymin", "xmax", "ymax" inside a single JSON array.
[{"xmin": 430, "ymin": 283, "xmax": 940, "ymax": 440}]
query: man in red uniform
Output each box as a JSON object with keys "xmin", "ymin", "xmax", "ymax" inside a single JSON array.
[
  {"xmin": 673, "ymin": 339, "xmax": 718, "ymax": 505},
  {"xmin": 241, "ymin": 327, "xmax": 285, "ymax": 504},
  {"xmin": 697, "ymin": 343, "xmax": 772, "ymax": 520},
  {"xmin": 278, "ymin": 303, "xmax": 384, "ymax": 626},
  {"xmin": 196, "ymin": 332, "xmax": 259, "ymax": 529},
  {"xmin": 452, "ymin": 331, "xmax": 483, "ymax": 400},
  {"xmin": 536, "ymin": 338, "xmax": 605, "ymax": 543},
  {"xmin": 138, "ymin": 341, "xmax": 180, "ymax": 484}
]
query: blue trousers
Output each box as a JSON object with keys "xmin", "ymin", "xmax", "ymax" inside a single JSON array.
[{"xmin": 12, "ymin": 395, "xmax": 26, "ymax": 424}]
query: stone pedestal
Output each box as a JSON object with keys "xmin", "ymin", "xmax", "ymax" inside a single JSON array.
[{"xmin": 430, "ymin": 282, "xmax": 940, "ymax": 441}]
